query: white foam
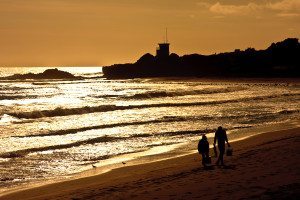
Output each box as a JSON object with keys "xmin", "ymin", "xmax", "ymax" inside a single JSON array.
[{"xmin": 0, "ymin": 114, "xmax": 21, "ymax": 125}]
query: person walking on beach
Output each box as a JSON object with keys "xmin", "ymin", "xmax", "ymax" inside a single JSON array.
[
  {"xmin": 214, "ymin": 126, "xmax": 230, "ymax": 166},
  {"xmin": 198, "ymin": 134, "xmax": 210, "ymax": 167}
]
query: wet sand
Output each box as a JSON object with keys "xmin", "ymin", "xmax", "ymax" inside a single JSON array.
[{"xmin": 1, "ymin": 127, "xmax": 300, "ymax": 200}]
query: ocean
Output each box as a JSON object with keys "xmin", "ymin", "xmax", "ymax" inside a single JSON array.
[{"xmin": 0, "ymin": 67, "xmax": 299, "ymax": 192}]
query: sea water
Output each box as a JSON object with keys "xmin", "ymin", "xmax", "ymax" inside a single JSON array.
[{"xmin": 0, "ymin": 67, "xmax": 299, "ymax": 191}]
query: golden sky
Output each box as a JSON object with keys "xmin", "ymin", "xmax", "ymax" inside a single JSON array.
[{"xmin": 0, "ymin": 0, "xmax": 299, "ymax": 66}]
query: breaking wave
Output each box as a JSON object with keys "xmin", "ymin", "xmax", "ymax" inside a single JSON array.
[
  {"xmin": 0, "ymin": 129, "xmax": 213, "ymax": 158},
  {"xmin": 14, "ymin": 117, "xmax": 188, "ymax": 137},
  {"xmin": 31, "ymin": 79, "xmax": 102, "ymax": 86},
  {"xmin": 0, "ymin": 136, "xmax": 127, "ymax": 158},
  {"xmin": 12, "ymin": 108, "xmax": 299, "ymax": 138},
  {"xmin": 0, "ymin": 114, "xmax": 21, "ymax": 125},
  {"xmin": 7, "ymin": 93, "xmax": 300, "ymax": 119},
  {"xmin": 0, "ymin": 94, "xmax": 48, "ymax": 101},
  {"xmin": 125, "ymin": 87, "xmax": 245, "ymax": 99},
  {"xmin": 0, "ymin": 124, "xmax": 259, "ymax": 159}
]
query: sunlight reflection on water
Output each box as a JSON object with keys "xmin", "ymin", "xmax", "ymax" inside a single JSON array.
[{"xmin": 0, "ymin": 67, "xmax": 299, "ymax": 191}]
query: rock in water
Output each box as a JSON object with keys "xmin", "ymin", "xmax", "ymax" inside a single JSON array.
[
  {"xmin": 36, "ymin": 68, "xmax": 76, "ymax": 79},
  {"xmin": 3, "ymin": 68, "xmax": 80, "ymax": 80}
]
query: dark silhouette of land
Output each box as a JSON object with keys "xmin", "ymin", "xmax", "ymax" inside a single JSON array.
[
  {"xmin": 103, "ymin": 38, "xmax": 300, "ymax": 78},
  {"xmin": 1, "ymin": 68, "xmax": 81, "ymax": 80}
]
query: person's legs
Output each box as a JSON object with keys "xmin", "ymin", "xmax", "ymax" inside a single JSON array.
[
  {"xmin": 219, "ymin": 149, "xmax": 224, "ymax": 165},
  {"xmin": 216, "ymin": 154, "xmax": 221, "ymax": 165},
  {"xmin": 205, "ymin": 152, "xmax": 209, "ymax": 159},
  {"xmin": 216, "ymin": 153, "xmax": 220, "ymax": 165},
  {"xmin": 201, "ymin": 153, "xmax": 206, "ymax": 166},
  {"xmin": 217, "ymin": 144, "xmax": 225, "ymax": 165}
]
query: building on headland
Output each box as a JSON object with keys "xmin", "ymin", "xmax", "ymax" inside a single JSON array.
[
  {"xmin": 156, "ymin": 28, "xmax": 170, "ymax": 59},
  {"xmin": 156, "ymin": 43, "xmax": 170, "ymax": 59}
]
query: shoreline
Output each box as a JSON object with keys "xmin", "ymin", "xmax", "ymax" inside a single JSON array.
[
  {"xmin": 0, "ymin": 121, "xmax": 297, "ymax": 195},
  {"xmin": 1, "ymin": 125, "xmax": 299, "ymax": 199}
]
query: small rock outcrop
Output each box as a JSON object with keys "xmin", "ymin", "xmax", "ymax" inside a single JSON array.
[{"xmin": 2, "ymin": 68, "xmax": 80, "ymax": 80}]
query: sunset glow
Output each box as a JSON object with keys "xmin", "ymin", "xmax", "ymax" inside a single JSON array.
[
  {"xmin": 0, "ymin": 1, "xmax": 299, "ymax": 199},
  {"xmin": 0, "ymin": 0, "xmax": 299, "ymax": 66}
]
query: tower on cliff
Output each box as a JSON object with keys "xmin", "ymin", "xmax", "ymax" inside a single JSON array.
[{"xmin": 156, "ymin": 29, "xmax": 170, "ymax": 59}]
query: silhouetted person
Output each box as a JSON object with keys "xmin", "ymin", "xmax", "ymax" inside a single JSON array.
[
  {"xmin": 198, "ymin": 134, "xmax": 210, "ymax": 166},
  {"xmin": 214, "ymin": 126, "xmax": 230, "ymax": 166}
]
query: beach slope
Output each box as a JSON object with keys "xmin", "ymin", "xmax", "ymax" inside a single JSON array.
[{"xmin": 1, "ymin": 128, "xmax": 300, "ymax": 200}]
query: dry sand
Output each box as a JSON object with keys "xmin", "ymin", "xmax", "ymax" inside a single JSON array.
[{"xmin": 1, "ymin": 127, "xmax": 300, "ymax": 200}]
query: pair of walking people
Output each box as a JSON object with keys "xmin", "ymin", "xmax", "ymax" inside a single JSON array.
[{"xmin": 198, "ymin": 126, "xmax": 231, "ymax": 167}]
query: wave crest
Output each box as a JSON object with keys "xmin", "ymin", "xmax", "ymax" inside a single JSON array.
[
  {"xmin": 7, "ymin": 93, "xmax": 300, "ymax": 119},
  {"xmin": 126, "ymin": 87, "xmax": 245, "ymax": 99}
]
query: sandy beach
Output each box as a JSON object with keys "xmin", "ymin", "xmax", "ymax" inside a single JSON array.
[{"xmin": 1, "ymin": 127, "xmax": 299, "ymax": 200}]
